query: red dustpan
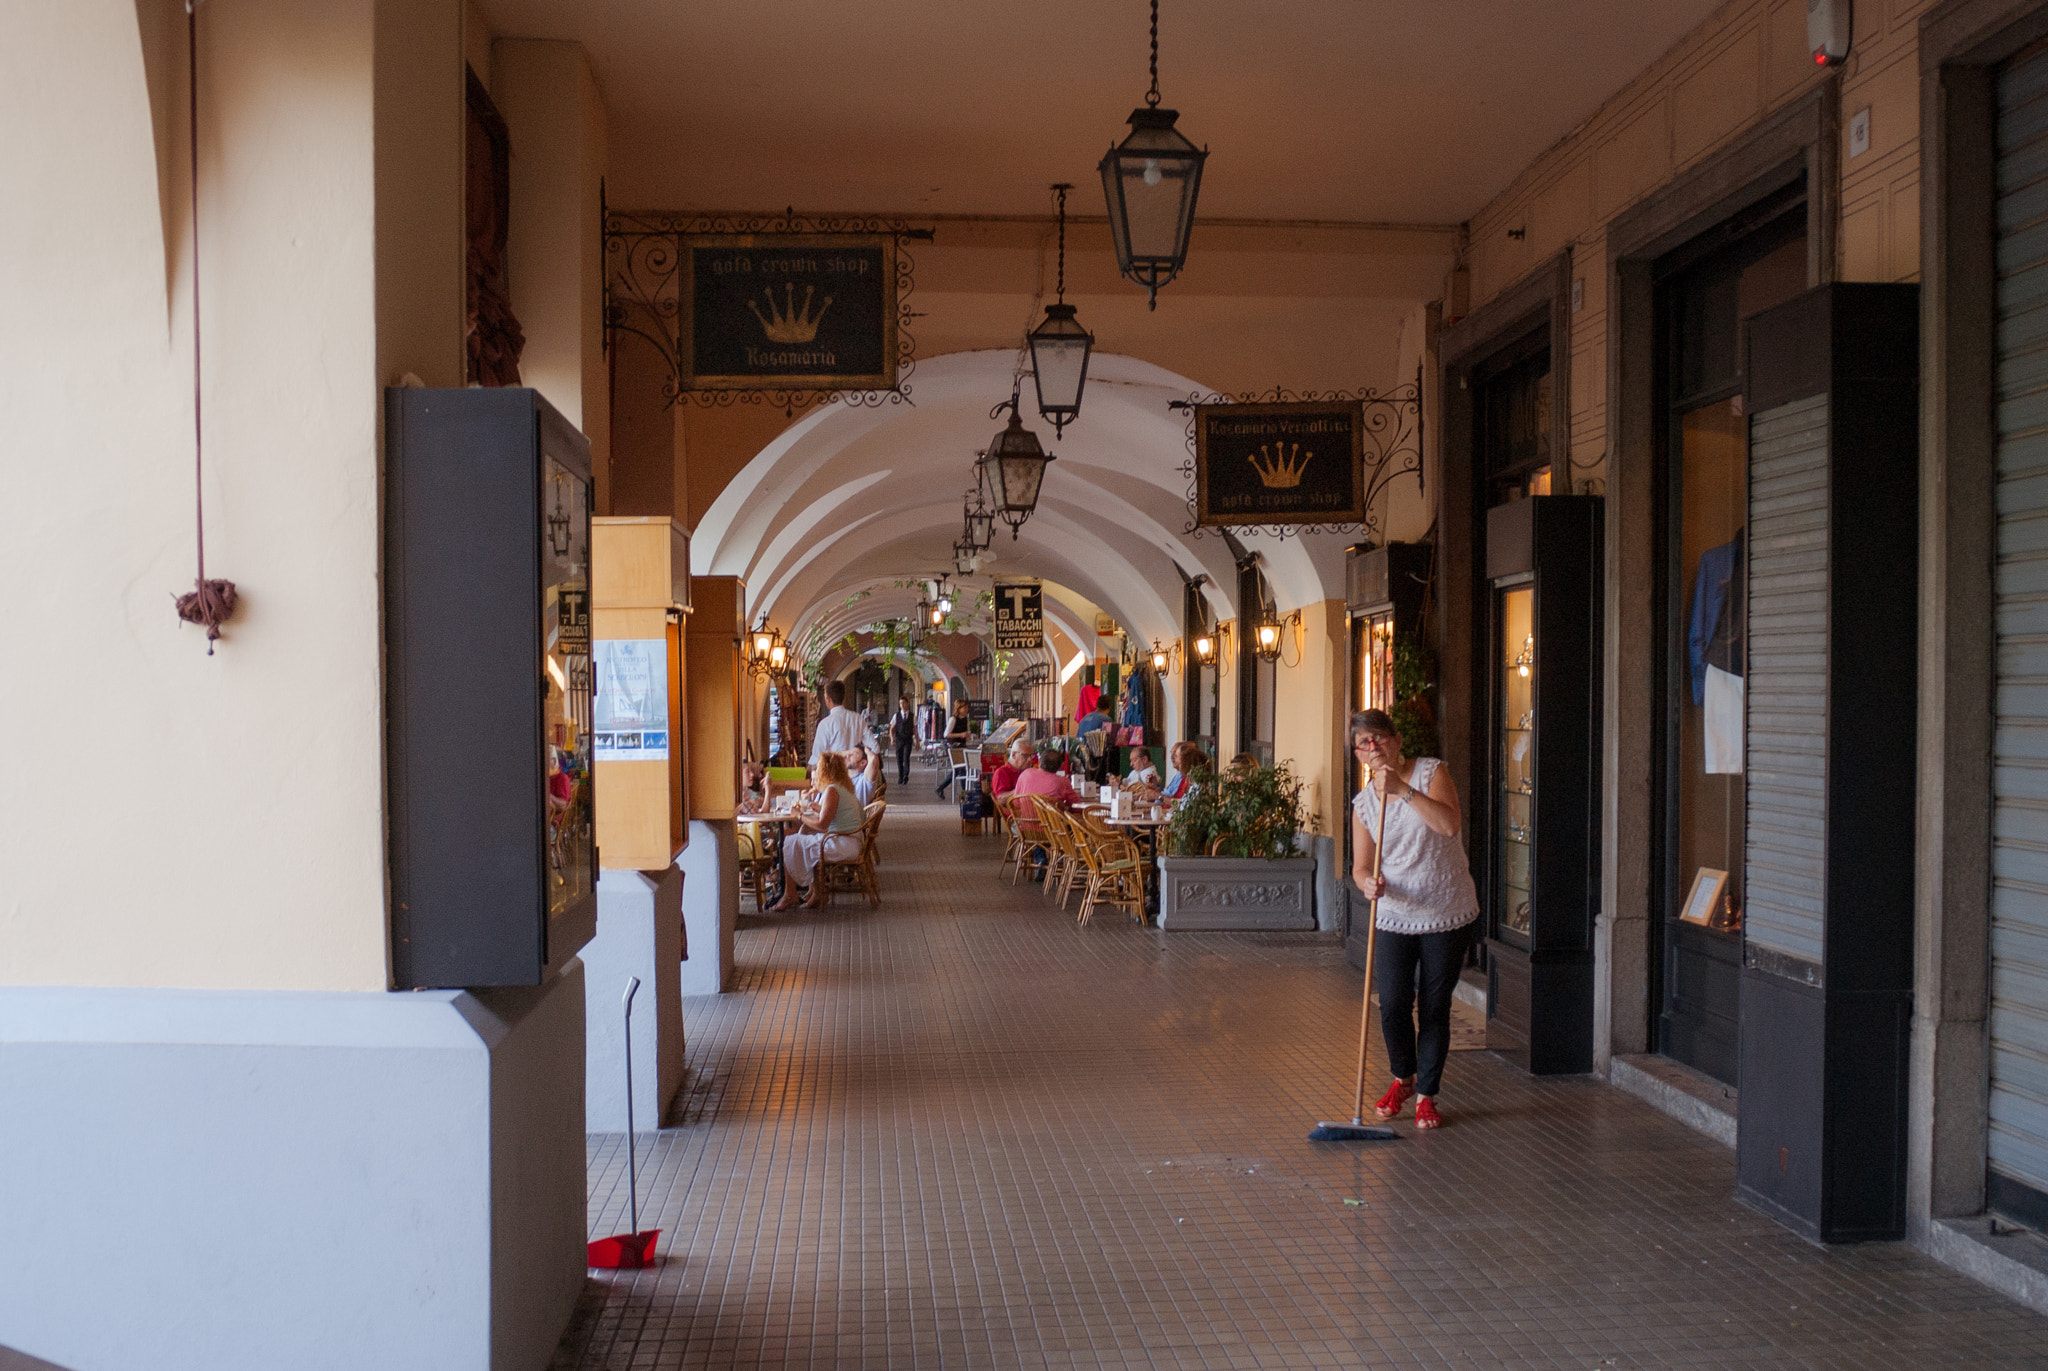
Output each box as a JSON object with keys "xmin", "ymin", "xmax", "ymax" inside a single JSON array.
[{"xmin": 588, "ymin": 977, "xmax": 662, "ymax": 1270}]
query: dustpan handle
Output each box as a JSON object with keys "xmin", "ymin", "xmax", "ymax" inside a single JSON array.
[{"xmin": 623, "ymin": 976, "xmax": 641, "ymax": 1233}]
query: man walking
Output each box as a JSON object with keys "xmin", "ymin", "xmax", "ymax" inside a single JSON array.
[
  {"xmin": 889, "ymin": 697, "xmax": 915, "ymax": 784},
  {"xmin": 810, "ymin": 679, "xmax": 864, "ymax": 766}
]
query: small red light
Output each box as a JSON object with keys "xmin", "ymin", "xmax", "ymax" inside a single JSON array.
[{"xmin": 1815, "ymin": 51, "xmax": 1828, "ymax": 64}]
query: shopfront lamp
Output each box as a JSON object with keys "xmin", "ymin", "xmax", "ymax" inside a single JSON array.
[
  {"xmin": 1150, "ymin": 640, "xmax": 1169, "ymax": 673},
  {"xmin": 1254, "ymin": 616, "xmax": 1282, "ymax": 662},
  {"xmin": 1194, "ymin": 633, "xmax": 1215, "ymax": 667},
  {"xmin": 751, "ymin": 627, "xmax": 777, "ymax": 659},
  {"xmin": 1099, "ymin": 0, "xmax": 1207, "ymax": 309},
  {"xmin": 769, "ymin": 642, "xmax": 788, "ymax": 670}
]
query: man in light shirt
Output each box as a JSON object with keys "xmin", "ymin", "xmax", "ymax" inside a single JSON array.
[{"xmin": 810, "ymin": 679, "xmax": 867, "ymax": 765}]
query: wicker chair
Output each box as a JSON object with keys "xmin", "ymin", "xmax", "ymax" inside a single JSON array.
[
  {"xmin": 1074, "ymin": 810, "xmax": 1146, "ymax": 926},
  {"xmin": 1028, "ymin": 796, "xmax": 1087, "ymax": 909},
  {"xmin": 820, "ymin": 803, "xmax": 884, "ymax": 909},
  {"xmin": 736, "ymin": 822, "xmax": 778, "ymax": 912},
  {"xmin": 999, "ymin": 792, "xmax": 1053, "ymax": 883}
]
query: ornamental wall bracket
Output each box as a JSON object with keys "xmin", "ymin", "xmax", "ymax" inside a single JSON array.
[
  {"xmin": 1167, "ymin": 367, "xmax": 1423, "ymax": 544},
  {"xmin": 602, "ymin": 199, "xmax": 932, "ymax": 415}
]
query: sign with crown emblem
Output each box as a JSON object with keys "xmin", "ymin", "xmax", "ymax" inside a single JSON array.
[
  {"xmin": 1193, "ymin": 400, "xmax": 1366, "ymax": 528},
  {"xmin": 680, "ymin": 234, "xmax": 898, "ymax": 391}
]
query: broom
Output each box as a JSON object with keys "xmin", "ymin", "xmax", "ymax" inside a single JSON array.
[
  {"xmin": 587, "ymin": 977, "xmax": 662, "ymax": 1268},
  {"xmin": 1309, "ymin": 771, "xmax": 1398, "ymax": 1143}
]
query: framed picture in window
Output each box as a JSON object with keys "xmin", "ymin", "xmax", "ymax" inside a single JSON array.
[{"xmin": 1680, "ymin": 867, "xmax": 1729, "ymax": 927}]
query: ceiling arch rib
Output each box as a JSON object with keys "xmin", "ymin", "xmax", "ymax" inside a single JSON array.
[{"xmin": 696, "ymin": 351, "xmax": 1331, "ymax": 645}]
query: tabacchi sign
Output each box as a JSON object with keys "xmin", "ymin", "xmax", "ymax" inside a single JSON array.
[
  {"xmin": 1194, "ymin": 400, "xmax": 1365, "ymax": 528},
  {"xmin": 680, "ymin": 234, "xmax": 897, "ymax": 391},
  {"xmin": 993, "ymin": 581, "xmax": 1044, "ymax": 650}
]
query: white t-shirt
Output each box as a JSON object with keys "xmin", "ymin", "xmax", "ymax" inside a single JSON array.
[{"xmin": 810, "ymin": 706, "xmax": 866, "ymax": 764}]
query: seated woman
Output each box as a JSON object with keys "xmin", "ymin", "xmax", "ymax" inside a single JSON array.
[
  {"xmin": 1154, "ymin": 743, "xmax": 1210, "ymax": 803},
  {"xmin": 738, "ymin": 761, "xmax": 770, "ymax": 814},
  {"xmin": 769, "ymin": 753, "xmax": 866, "ymax": 911}
]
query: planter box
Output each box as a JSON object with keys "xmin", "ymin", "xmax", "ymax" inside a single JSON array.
[{"xmin": 1157, "ymin": 855, "xmax": 1317, "ymax": 931}]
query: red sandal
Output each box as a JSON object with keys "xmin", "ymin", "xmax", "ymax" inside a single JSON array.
[
  {"xmin": 1414, "ymin": 1097, "xmax": 1443, "ymax": 1129},
  {"xmin": 1373, "ymin": 1080, "xmax": 1414, "ymax": 1120}
]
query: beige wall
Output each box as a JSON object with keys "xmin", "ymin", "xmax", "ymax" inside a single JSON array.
[
  {"xmin": 493, "ymin": 39, "xmax": 611, "ymax": 507},
  {"xmin": 1460, "ymin": 0, "xmax": 1934, "ymax": 490},
  {"xmin": 1, "ymin": 0, "xmax": 464, "ymax": 991},
  {"xmin": 1271, "ymin": 599, "xmax": 1350, "ymax": 848}
]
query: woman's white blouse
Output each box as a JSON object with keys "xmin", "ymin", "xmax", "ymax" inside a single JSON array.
[{"xmin": 1353, "ymin": 757, "xmax": 1479, "ymax": 935}]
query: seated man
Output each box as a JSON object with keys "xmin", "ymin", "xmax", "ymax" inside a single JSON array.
[
  {"xmin": 990, "ymin": 742, "xmax": 1033, "ymax": 798},
  {"xmin": 1122, "ymin": 750, "xmax": 1160, "ymax": 791},
  {"xmin": 848, "ymin": 745, "xmax": 887, "ymax": 806},
  {"xmin": 1011, "ymin": 744, "xmax": 1078, "ymax": 808}
]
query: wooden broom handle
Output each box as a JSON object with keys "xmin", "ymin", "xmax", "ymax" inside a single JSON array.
[{"xmin": 1352, "ymin": 774, "xmax": 1391, "ymax": 1125}]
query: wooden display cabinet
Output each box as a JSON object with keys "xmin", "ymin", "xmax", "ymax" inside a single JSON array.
[
  {"xmin": 592, "ymin": 517, "xmax": 691, "ymax": 870},
  {"xmin": 687, "ymin": 576, "xmax": 748, "ymax": 821}
]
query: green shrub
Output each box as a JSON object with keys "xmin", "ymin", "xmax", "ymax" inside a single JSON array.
[{"xmin": 1163, "ymin": 760, "xmax": 1316, "ymax": 859}]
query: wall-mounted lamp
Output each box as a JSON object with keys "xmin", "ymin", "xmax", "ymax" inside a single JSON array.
[
  {"xmin": 746, "ymin": 621, "xmax": 785, "ymax": 679},
  {"xmin": 1150, "ymin": 638, "xmax": 1174, "ymax": 674},
  {"xmin": 1193, "ymin": 632, "xmax": 1217, "ymax": 667},
  {"xmin": 1253, "ymin": 614, "xmax": 1283, "ymax": 662}
]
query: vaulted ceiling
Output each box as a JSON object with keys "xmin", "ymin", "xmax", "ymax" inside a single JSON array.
[{"xmin": 479, "ymin": 0, "xmax": 1724, "ymax": 223}]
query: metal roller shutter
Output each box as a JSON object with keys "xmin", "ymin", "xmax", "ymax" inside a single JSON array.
[
  {"xmin": 1744, "ymin": 396, "xmax": 1830, "ymax": 972},
  {"xmin": 1991, "ymin": 44, "xmax": 2048, "ymax": 1210}
]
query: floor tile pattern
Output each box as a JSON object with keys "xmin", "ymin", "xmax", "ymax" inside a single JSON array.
[{"xmin": 552, "ymin": 775, "xmax": 2048, "ymax": 1368}]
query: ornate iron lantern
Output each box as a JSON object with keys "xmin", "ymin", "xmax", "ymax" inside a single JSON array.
[
  {"xmin": 746, "ymin": 621, "xmax": 783, "ymax": 679},
  {"xmin": 964, "ymin": 467, "xmax": 997, "ymax": 551},
  {"xmin": 1150, "ymin": 640, "xmax": 1170, "ymax": 674},
  {"xmin": 1099, "ymin": 0, "xmax": 1207, "ymax": 309},
  {"xmin": 981, "ymin": 397, "xmax": 1056, "ymax": 539},
  {"xmin": 953, "ymin": 536, "xmax": 979, "ymax": 577},
  {"xmin": 1027, "ymin": 184, "xmax": 1094, "ymax": 436},
  {"xmin": 1193, "ymin": 632, "xmax": 1217, "ymax": 667}
]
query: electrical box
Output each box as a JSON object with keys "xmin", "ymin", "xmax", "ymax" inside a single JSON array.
[{"xmin": 385, "ymin": 388, "xmax": 596, "ymax": 988}]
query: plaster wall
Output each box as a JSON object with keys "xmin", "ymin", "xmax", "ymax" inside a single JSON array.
[
  {"xmin": 1462, "ymin": 0, "xmax": 1933, "ymax": 493},
  {"xmin": 2, "ymin": 0, "xmax": 462, "ymax": 991},
  {"xmin": 494, "ymin": 38, "xmax": 611, "ymax": 507},
  {"xmin": 1270, "ymin": 599, "xmax": 1350, "ymax": 851}
]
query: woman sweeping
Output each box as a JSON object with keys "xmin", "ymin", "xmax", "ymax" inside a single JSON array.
[
  {"xmin": 1350, "ymin": 709, "xmax": 1478, "ymax": 1129},
  {"xmin": 769, "ymin": 753, "xmax": 866, "ymax": 911}
]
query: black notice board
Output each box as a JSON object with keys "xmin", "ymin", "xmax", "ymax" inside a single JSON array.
[
  {"xmin": 967, "ymin": 700, "xmax": 992, "ymax": 722},
  {"xmin": 682, "ymin": 234, "xmax": 897, "ymax": 390},
  {"xmin": 992, "ymin": 580, "xmax": 1043, "ymax": 650},
  {"xmin": 1195, "ymin": 400, "xmax": 1365, "ymax": 527}
]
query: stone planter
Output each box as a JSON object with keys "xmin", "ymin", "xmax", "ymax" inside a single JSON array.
[{"xmin": 1156, "ymin": 855, "xmax": 1318, "ymax": 931}]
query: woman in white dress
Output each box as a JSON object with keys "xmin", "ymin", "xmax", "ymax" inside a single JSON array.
[
  {"xmin": 1350, "ymin": 708, "xmax": 1479, "ymax": 1129},
  {"xmin": 770, "ymin": 753, "xmax": 866, "ymax": 911}
]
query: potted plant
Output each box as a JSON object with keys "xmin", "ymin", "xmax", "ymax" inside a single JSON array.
[{"xmin": 1156, "ymin": 761, "xmax": 1320, "ymax": 931}]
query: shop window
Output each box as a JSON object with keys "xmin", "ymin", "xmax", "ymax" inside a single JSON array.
[
  {"xmin": 1653, "ymin": 194, "xmax": 1807, "ymax": 1084},
  {"xmin": 1476, "ymin": 333, "xmax": 1552, "ymax": 506}
]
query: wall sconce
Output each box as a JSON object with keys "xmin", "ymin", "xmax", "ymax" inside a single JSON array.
[
  {"xmin": 1193, "ymin": 632, "xmax": 1216, "ymax": 667},
  {"xmin": 1150, "ymin": 638, "xmax": 1178, "ymax": 674},
  {"xmin": 1253, "ymin": 614, "xmax": 1283, "ymax": 662},
  {"xmin": 746, "ymin": 621, "xmax": 784, "ymax": 679}
]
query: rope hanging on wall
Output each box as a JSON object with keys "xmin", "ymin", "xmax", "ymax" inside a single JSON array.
[{"xmin": 173, "ymin": 0, "xmax": 237, "ymax": 653}]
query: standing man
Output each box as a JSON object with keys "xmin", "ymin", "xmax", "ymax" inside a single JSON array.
[
  {"xmin": 809, "ymin": 679, "xmax": 864, "ymax": 766},
  {"xmin": 889, "ymin": 697, "xmax": 915, "ymax": 784}
]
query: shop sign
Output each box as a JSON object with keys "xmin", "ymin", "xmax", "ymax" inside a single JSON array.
[
  {"xmin": 680, "ymin": 234, "xmax": 897, "ymax": 391},
  {"xmin": 1194, "ymin": 400, "xmax": 1365, "ymax": 527},
  {"xmin": 967, "ymin": 699, "xmax": 992, "ymax": 722},
  {"xmin": 593, "ymin": 638, "xmax": 669, "ymax": 762},
  {"xmin": 993, "ymin": 580, "xmax": 1043, "ymax": 650},
  {"xmin": 556, "ymin": 588, "xmax": 590, "ymax": 656}
]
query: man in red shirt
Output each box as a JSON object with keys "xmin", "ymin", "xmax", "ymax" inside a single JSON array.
[
  {"xmin": 1011, "ymin": 745, "xmax": 1078, "ymax": 807},
  {"xmin": 989, "ymin": 742, "xmax": 1032, "ymax": 799}
]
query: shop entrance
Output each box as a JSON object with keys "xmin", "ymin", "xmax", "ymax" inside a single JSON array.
[{"xmin": 1649, "ymin": 185, "xmax": 1808, "ymax": 1085}]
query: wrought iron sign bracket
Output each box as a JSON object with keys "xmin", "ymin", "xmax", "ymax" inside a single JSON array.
[{"xmin": 1168, "ymin": 369, "xmax": 1423, "ymax": 544}]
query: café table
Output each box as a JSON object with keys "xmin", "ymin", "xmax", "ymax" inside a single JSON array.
[
  {"xmin": 1104, "ymin": 812, "xmax": 1170, "ymax": 916},
  {"xmin": 735, "ymin": 808, "xmax": 802, "ymax": 908}
]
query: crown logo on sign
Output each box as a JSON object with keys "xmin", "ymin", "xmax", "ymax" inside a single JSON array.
[
  {"xmin": 747, "ymin": 284, "xmax": 833, "ymax": 344},
  {"xmin": 1247, "ymin": 442, "xmax": 1313, "ymax": 489}
]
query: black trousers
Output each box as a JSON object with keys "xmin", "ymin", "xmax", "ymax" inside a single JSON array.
[
  {"xmin": 1373, "ymin": 922, "xmax": 1472, "ymax": 1097},
  {"xmin": 895, "ymin": 739, "xmax": 912, "ymax": 783}
]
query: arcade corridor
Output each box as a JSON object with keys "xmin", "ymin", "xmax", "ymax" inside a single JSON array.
[{"xmin": 552, "ymin": 786, "xmax": 2048, "ymax": 1370}]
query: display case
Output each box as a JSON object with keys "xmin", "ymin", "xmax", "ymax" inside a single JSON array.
[
  {"xmin": 592, "ymin": 517, "xmax": 692, "ymax": 869},
  {"xmin": 385, "ymin": 387, "xmax": 596, "ymax": 988},
  {"xmin": 1343, "ymin": 541, "xmax": 1432, "ymax": 971},
  {"xmin": 1482, "ymin": 495, "xmax": 1601, "ymax": 1073}
]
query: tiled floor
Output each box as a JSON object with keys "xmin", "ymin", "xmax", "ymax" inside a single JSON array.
[{"xmin": 551, "ymin": 779, "xmax": 2048, "ymax": 1369}]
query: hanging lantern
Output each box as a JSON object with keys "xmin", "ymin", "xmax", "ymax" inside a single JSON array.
[
  {"xmin": 953, "ymin": 536, "xmax": 979, "ymax": 577},
  {"xmin": 982, "ymin": 400, "xmax": 1056, "ymax": 539},
  {"xmin": 1027, "ymin": 184, "xmax": 1094, "ymax": 436},
  {"xmin": 1099, "ymin": 0, "xmax": 1207, "ymax": 310},
  {"xmin": 964, "ymin": 467, "xmax": 997, "ymax": 552}
]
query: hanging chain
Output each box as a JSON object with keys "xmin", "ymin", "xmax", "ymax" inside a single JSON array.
[
  {"xmin": 1147, "ymin": 0, "xmax": 1161, "ymax": 107},
  {"xmin": 1053, "ymin": 183, "xmax": 1069, "ymax": 305}
]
